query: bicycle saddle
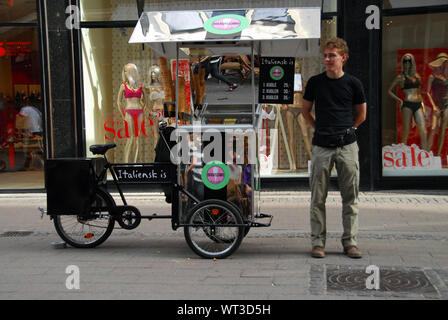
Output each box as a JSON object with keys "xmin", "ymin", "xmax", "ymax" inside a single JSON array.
[{"xmin": 89, "ymin": 143, "xmax": 116, "ymax": 155}]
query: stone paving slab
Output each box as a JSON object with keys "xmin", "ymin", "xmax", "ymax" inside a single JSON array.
[
  {"xmin": 0, "ymin": 234, "xmax": 447, "ymax": 300},
  {"xmin": 0, "ymin": 191, "xmax": 447, "ymax": 300}
]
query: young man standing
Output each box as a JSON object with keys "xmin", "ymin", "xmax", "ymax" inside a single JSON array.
[{"xmin": 302, "ymin": 37, "xmax": 367, "ymax": 259}]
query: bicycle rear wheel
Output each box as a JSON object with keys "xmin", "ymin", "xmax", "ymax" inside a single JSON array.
[
  {"xmin": 184, "ymin": 199, "xmax": 244, "ymax": 259},
  {"xmin": 53, "ymin": 189, "xmax": 115, "ymax": 248}
]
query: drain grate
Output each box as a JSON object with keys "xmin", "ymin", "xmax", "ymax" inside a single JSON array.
[
  {"xmin": 0, "ymin": 231, "xmax": 34, "ymax": 238},
  {"xmin": 326, "ymin": 265, "xmax": 438, "ymax": 298}
]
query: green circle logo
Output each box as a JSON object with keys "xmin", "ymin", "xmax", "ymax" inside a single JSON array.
[
  {"xmin": 201, "ymin": 161, "xmax": 230, "ymax": 190},
  {"xmin": 270, "ymin": 66, "xmax": 284, "ymax": 81},
  {"xmin": 203, "ymin": 14, "xmax": 250, "ymax": 35}
]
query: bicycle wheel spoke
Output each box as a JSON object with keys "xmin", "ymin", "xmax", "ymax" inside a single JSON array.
[{"xmin": 54, "ymin": 191, "xmax": 114, "ymax": 248}]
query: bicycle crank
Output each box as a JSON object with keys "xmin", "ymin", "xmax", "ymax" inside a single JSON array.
[{"xmin": 114, "ymin": 205, "xmax": 142, "ymax": 230}]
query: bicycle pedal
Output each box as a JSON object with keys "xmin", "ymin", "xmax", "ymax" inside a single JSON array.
[{"xmin": 254, "ymin": 213, "xmax": 272, "ymax": 219}]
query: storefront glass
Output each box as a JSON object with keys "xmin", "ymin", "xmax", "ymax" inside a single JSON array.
[
  {"xmin": 383, "ymin": 1, "xmax": 448, "ymax": 9},
  {"xmin": 382, "ymin": 12, "xmax": 448, "ymax": 176},
  {"xmin": 80, "ymin": 0, "xmax": 336, "ymax": 21},
  {"xmin": 81, "ymin": 14, "xmax": 336, "ymax": 180},
  {"xmin": 0, "ymin": 27, "xmax": 44, "ymax": 189},
  {"xmin": 0, "ymin": 0, "xmax": 37, "ymax": 23}
]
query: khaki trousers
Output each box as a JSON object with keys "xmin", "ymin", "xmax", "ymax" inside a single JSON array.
[{"xmin": 309, "ymin": 142, "xmax": 360, "ymax": 248}]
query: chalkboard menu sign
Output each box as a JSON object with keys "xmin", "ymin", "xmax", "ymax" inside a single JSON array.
[
  {"xmin": 112, "ymin": 163, "xmax": 175, "ymax": 184},
  {"xmin": 258, "ymin": 57, "xmax": 295, "ymax": 104}
]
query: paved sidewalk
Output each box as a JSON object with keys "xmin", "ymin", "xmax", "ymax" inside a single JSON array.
[{"xmin": 0, "ymin": 190, "xmax": 447, "ymax": 300}]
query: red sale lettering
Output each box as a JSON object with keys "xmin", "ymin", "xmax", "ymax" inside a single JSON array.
[
  {"xmin": 104, "ymin": 121, "xmax": 116, "ymax": 140},
  {"xmin": 103, "ymin": 117, "xmax": 157, "ymax": 141},
  {"xmin": 417, "ymin": 150, "xmax": 430, "ymax": 167},
  {"xmin": 117, "ymin": 120, "xmax": 130, "ymax": 139},
  {"xmin": 382, "ymin": 144, "xmax": 440, "ymax": 170},
  {"xmin": 383, "ymin": 151, "xmax": 394, "ymax": 168}
]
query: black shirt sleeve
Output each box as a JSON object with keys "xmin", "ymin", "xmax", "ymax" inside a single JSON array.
[
  {"xmin": 303, "ymin": 75, "xmax": 315, "ymax": 102},
  {"xmin": 352, "ymin": 77, "xmax": 367, "ymax": 105}
]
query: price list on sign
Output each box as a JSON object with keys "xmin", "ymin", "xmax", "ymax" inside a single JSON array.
[{"xmin": 258, "ymin": 57, "xmax": 295, "ymax": 104}]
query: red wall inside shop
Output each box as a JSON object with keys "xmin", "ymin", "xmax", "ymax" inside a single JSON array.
[{"xmin": 10, "ymin": 52, "xmax": 40, "ymax": 92}]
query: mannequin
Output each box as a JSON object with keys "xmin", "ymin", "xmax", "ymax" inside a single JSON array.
[
  {"xmin": 388, "ymin": 53, "xmax": 428, "ymax": 151},
  {"xmin": 158, "ymin": 57, "xmax": 176, "ymax": 124},
  {"xmin": 117, "ymin": 63, "xmax": 146, "ymax": 163},
  {"xmin": 426, "ymin": 52, "xmax": 448, "ymax": 155},
  {"xmin": 281, "ymin": 60, "xmax": 313, "ymax": 171},
  {"xmin": 145, "ymin": 64, "xmax": 165, "ymax": 145}
]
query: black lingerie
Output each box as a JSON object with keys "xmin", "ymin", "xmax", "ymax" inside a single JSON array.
[
  {"xmin": 403, "ymin": 76, "xmax": 420, "ymax": 90},
  {"xmin": 402, "ymin": 101, "xmax": 422, "ymax": 114}
]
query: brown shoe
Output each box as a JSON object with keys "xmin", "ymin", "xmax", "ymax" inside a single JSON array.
[
  {"xmin": 311, "ymin": 246, "xmax": 325, "ymax": 258},
  {"xmin": 344, "ymin": 246, "xmax": 362, "ymax": 259}
]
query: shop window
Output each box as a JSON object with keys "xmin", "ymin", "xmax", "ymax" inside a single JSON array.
[
  {"xmin": 259, "ymin": 17, "xmax": 336, "ymax": 178},
  {"xmin": 0, "ymin": 27, "xmax": 44, "ymax": 189},
  {"xmin": 382, "ymin": 12, "xmax": 448, "ymax": 176},
  {"xmin": 0, "ymin": 0, "xmax": 37, "ymax": 23},
  {"xmin": 383, "ymin": 0, "xmax": 448, "ymax": 9},
  {"xmin": 80, "ymin": 0, "xmax": 336, "ymax": 21},
  {"xmin": 81, "ymin": 16, "xmax": 336, "ymax": 180},
  {"xmin": 82, "ymin": 27, "xmax": 159, "ymax": 164}
]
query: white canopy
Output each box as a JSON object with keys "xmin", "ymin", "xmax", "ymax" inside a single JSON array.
[{"xmin": 129, "ymin": 8, "xmax": 321, "ymax": 58}]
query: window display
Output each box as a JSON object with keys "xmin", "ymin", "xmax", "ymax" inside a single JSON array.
[
  {"xmin": 383, "ymin": 0, "xmax": 448, "ymax": 9},
  {"xmin": 427, "ymin": 53, "xmax": 448, "ymax": 156},
  {"xmin": 82, "ymin": 9, "xmax": 335, "ymax": 178},
  {"xmin": 382, "ymin": 12, "xmax": 448, "ymax": 176},
  {"xmin": 387, "ymin": 53, "xmax": 428, "ymax": 151},
  {"xmin": 80, "ymin": 0, "xmax": 336, "ymax": 22},
  {"xmin": 116, "ymin": 63, "xmax": 147, "ymax": 163},
  {"xmin": 0, "ymin": 26, "xmax": 43, "ymax": 189},
  {"xmin": 0, "ymin": 0, "xmax": 37, "ymax": 23},
  {"xmin": 82, "ymin": 27, "xmax": 158, "ymax": 164}
]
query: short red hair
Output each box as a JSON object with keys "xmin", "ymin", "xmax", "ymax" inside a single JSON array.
[{"xmin": 322, "ymin": 37, "xmax": 349, "ymax": 61}]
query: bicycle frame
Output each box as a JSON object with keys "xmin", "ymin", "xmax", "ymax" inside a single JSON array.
[{"xmin": 93, "ymin": 146, "xmax": 210, "ymax": 230}]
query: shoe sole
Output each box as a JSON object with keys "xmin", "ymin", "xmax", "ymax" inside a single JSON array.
[
  {"xmin": 344, "ymin": 252, "xmax": 362, "ymax": 259},
  {"xmin": 311, "ymin": 252, "xmax": 325, "ymax": 258}
]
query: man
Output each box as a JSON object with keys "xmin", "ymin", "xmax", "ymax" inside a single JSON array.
[
  {"xmin": 18, "ymin": 99, "xmax": 43, "ymax": 170},
  {"xmin": 302, "ymin": 37, "xmax": 367, "ymax": 259},
  {"xmin": 199, "ymin": 56, "xmax": 238, "ymax": 91}
]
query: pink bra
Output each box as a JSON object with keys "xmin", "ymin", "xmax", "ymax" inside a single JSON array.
[{"xmin": 124, "ymin": 82, "xmax": 143, "ymax": 99}]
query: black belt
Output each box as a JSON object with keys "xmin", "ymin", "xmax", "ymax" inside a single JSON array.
[{"xmin": 312, "ymin": 128, "xmax": 357, "ymax": 148}]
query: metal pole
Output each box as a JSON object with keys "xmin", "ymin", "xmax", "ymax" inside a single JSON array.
[
  {"xmin": 251, "ymin": 41, "xmax": 256, "ymax": 221},
  {"xmin": 175, "ymin": 42, "xmax": 181, "ymax": 221}
]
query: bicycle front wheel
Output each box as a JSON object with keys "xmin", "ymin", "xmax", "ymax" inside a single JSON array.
[
  {"xmin": 184, "ymin": 199, "xmax": 245, "ymax": 259},
  {"xmin": 53, "ymin": 189, "xmax": 115, "ymax": 248}
]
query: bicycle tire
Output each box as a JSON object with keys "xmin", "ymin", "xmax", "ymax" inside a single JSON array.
[
  {"xmin": 53, "ymin": 188, "xmax": 115, "ymax": 248},
  {"xmin": 184, "ymin": 199, "xmax": 244, "ymax": 259}
]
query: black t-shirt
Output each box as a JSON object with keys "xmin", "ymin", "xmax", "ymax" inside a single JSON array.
[{"xmin": 303, "ymin": 72, "xmax": 366, "ymax": 136}]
